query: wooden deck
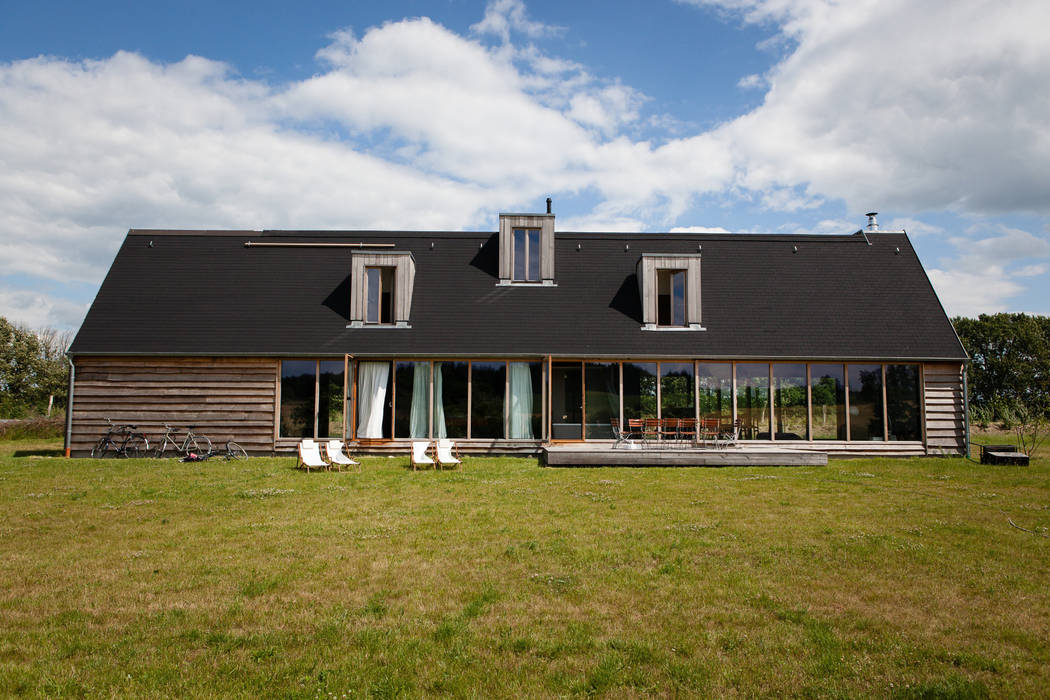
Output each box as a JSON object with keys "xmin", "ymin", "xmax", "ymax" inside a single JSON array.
[{"xmin": 543, "ymin": 444, "xmax": 828, "ymax": 467}]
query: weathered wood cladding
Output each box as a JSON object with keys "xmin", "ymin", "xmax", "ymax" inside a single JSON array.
[
  {"xmin": 923, "ymin": 362, "xmax": 966, "ymax": 455},
  {"xmin": 636, "ymin": 254, "xmax": 703, "ymax": 327},
  {"xmin": 498, "ymin": 213, "xmax": 555, "ymax": 283},
  {"xmin": 70, "ymin": 357, "xmax": 278, "ymax": 455},
  {"xmin": 349, "ymin": 252, "xmax": 415, "ymax": 323}
]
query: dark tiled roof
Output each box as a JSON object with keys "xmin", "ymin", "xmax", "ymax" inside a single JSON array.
[{"xmin": 69, "ymin": 228, "xmax": 967, "ymax": 361}]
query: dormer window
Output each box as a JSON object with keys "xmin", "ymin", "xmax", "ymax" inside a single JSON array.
[
  {"xmin": 365, "ymin": 267, "xmax": 395, "ymax": 324},
  {"xmin": 513, "ymin": 228, "xmax": 541, "ymax": 281},
  {"xmin": 498, "ymin": 212, "xmax": 555, "ymax": 285},
  {"xmin": 657, "ymin": 269, "xmax": 687, "ymax": 326},
  {"xmin": 349, "ymin": 252, "xmax": 415, "ymax": 328},
  {"xmin": 638, "ymin": 254, "xmax": 703, "ymax": 331}
]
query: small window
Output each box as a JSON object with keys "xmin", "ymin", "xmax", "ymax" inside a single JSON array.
[
  {"xmin": 657, "ymin": 269, "xmax": 687, "ymax": 326},
  {"xmin": 365, "ymin": 267, "xmax": 395, "ymax": 324},
  {"xmin": 513, "ymin": 228, "xmax": 541, "ymax": 281}
]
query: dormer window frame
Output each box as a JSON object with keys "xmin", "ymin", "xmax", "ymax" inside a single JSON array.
[
  {"xmin": 638, "ymin": 253, "xmax": 704, "ymax": 331},
  {"xmin": 349, "ymin": 251, "xmax": 415, "ymax": 329},
  {"xmin": 498, "ymin": 213, "xmax": 555, "ymax": 286}
]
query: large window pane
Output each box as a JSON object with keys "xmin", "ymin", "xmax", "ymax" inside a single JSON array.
[
  {"xmin": 848, "ymin": 364, "xmax": 884, "ymax": 441},
  {"xmin": 623, "ymin": 362, "xmax": 658, "ymax": 421},
  {"xmin": 657, "ymin": 270, "xmax": 686, "ymax": 326},
  {"xmin": 887, "ymin": 364, "xmax": 921, "ymax": 441},
  {"xmin": 513, "ymin": 229, "xmax": 526, "ymax": 281},
  {"xmin": 551, "ymin": 362, "xmax": 582, "ymax": 440},
  {"xmin": 394, "ymin": 362, "xmax": 430, "ymax": 438},
  {"xmin": 811, "ymin": 364, "xmax": 846, "ymax": 440},
  {"xmin": 661, "ymin": 362, "xmax": 694, "ymax": 419},
  {"xmin": 736, "ymin": 363, "xmax": 770, "ymax": 439},
  {"xmin": 508, "ymin": 362, "xmax": 543, "ymax": 439},
  {"xmin": 434, "ymin": 361, "xmax": 468, "ymax": 439},
  {"xmin": 471, "ymin": 362, "xmax": 506, "ymax": 439},
  {"xmin": 356, "ymin": 361, "xmax": 391, "ymax": 439},
  {"xmin": 772, "ymin": 363, "xmax": 807, "ymax": 440},
  {"xmin": 697, "ymin": 362, "xmax": 732, "ymax": 428},
  {"xmin": 318, "ymin": 360, "xmax": 345, "ymax": 439},
  {"xmin": 280, "ymin": 360, "xmax": 315, "ymax": 438},
  {"xmin": 585, "ymin": 362, "xmax": 619, "ymax": 439},
  {"xmin": 528, "ymin": 229, "xmax": 540, "ymax": 281}
]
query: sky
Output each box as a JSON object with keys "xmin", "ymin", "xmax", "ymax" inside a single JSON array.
[{"xmin": 1, "ymin": 0, "xmax": 1049, "ymax": 331}]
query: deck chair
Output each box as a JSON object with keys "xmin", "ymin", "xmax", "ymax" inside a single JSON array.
[
  {"xmin": 435, "ymin": 439, "xmax": 462, "ymax": 469},
  {"xmin": 297, "ymin": 439, "xmax": 330, "ymax": 472},
  {"xmin": 324, "ymin": 440, "xmax": 360, "ymax": 472},
  {"xmin": 410, "ymin": 441, "xmax": 435, "ymax": 470}
]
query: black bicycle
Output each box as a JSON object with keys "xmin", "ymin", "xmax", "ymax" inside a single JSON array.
[
  {"xmin": 91, "ymin": 419, "xmax": 150, "ymax": 458},
  {"xmin": 181, "ymin": 441, "xmax": 248, "ymax": 462},
  {"xmin": 153, "ymin": 424, "xmax": 213, "ymax": 458}
]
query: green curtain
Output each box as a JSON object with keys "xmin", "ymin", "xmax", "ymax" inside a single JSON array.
[{"xmin": 433, "ymin": 362, "xmax": 446, "ymax": 438}]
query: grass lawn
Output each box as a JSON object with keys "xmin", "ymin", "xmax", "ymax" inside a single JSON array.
[{"xmin": 1, "ymin": 439, "xmax": 1048, "ymax": 698}]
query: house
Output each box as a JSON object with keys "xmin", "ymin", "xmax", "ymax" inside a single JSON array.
[{"xmin": 65, "ymin": 206, "xmax": 969, "ymax": 458}]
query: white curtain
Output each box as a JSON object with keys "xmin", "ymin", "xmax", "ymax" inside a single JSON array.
[
  {"xmin": 508, "ymin": 362, "xmax": 534, "ymax": 439},
  {"xmin": 410, "ymin": 362, "xmax": 430, "ymax": 438},
  {"xmin": 356, "ymin": 361, "xmax": 389, "ymax": 438},
  {"xmin": 433, "ymin": 362, "xmax": 447, "ymax": 438}
]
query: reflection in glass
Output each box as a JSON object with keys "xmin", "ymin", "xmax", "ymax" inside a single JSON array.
[
  {"xmin": 622, "ymin": 362, "xmax": 658, "ymax": 421},
  {"xmin": 551, "ymin": 362, "xmax": 582, "ymax": 440},
  {"xmin": 811, "ymin": 364, "xmax": 846, "ymax": 440},
  {"xmin": 657, "ymin": 270, "xmax": 687, "ymax": 326},
  {"xmin": 697, "ymin": 362, "xmax": 732, "ymax": 426},
  {"xmin": 887, "ymin": 364, "xmax": 921, "ymax": 441},
  {"xmin": 471, "ymin": 362, "xmax": 506, "ymax": 439},
  {"xmin": 280, "ymin": 360, "xmax": 315, "ymax": 438},
  {"xmin": 772, "ymin": 363, "xmax": 807, "ymax": 440},
  {"xmin": 508, "ymin": 362, "xmax": 543, "ymax": 439},
  {"xmin": 394, "ymin": 362, "xmax": 430, "ymax": 438},
  {"xmin": 356, "ymin": 361, "xmax": 391, "ymax": 439},
  {"xmin": 585, "ymin": 362, "xmax": 619, "ymax": 439},
  {"xmin": 318, "ymin": 360, "xmax": 345, "ymax": 439},
  {"xmin": 434, "ymin": 361, "xmax": 468, "ymax": 438},
  {"xmin": 736, "ymin": 363, "xmax": 770, "ymax": 439},
  {"xmin": 661, "ymin": 362, "xmax": 694, "ymax": 419},
  {"xmin": 848, "ymin": 364, "xmax": 884, "ymax": 440}
]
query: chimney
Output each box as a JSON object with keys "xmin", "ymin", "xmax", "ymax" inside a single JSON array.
[
  {"xmin": 546, "ymin": 197, "xmax": 552, "ymax": 214},
  {"xmin": 866, "ymin": 212, "xmax": 879, "ymax": 232}
]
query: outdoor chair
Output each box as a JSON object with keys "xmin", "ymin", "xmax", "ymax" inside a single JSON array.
[
  {"xmin": 718, "ymin": 419, "xmax": 742, "ymax": 449},
  {"xmin": 324, "ymin": 439, "xmax": 360, "ymax": 472},
  {"xmin": 411, "ymin": 441, "xmax": 435, "ymax": 470},
  {"xmin": 699, "ymin": 418, "xmax": 720, "ymax": 447},
  {"xmin": 610, "ymin": 419, "xmax": 631, "ymax": 448},
  {"xmin": 297, "ymin": 439, "xmax": 331, "ymax": 472},
  {"xmin": 659, "ymin": 418, "xmax": 680, "ymax": 445},
  {"xmin": 626, "ymin": 418, "xmax": 644, "ymax": 445},
  {"xmin": 642, "ymin": 418, "xmax": 662, "ymax": 446},
  {"xmin": 435, "ymin": 439, "xmax": 462, "ymax": 469},
  {"xmin": 678, "ymin": 418, "xmax": 697, "ymax": 446}
]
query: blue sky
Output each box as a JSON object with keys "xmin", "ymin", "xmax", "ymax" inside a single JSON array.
[{"xmin": 1, "ymin": 0, "xmax": 1048, "ymax": 329}]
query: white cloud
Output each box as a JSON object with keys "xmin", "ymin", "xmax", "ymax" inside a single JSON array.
[
  {"xmin": 737, "ymin": 73, "xmax": 764, "ymax": 89},
  {"xmin": 670, "ymin": 225, "xmax": 731, "ymax": 234},
  {"xmin": 927, "ymin": 267, "xmax": 1024, "ymax": 318},
  {"xmin": 470, "ymin": 0, "xmax": 563, "ymax": 43}
]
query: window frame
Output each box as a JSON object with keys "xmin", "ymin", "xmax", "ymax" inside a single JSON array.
[
  {"xmin": 656, "ymin": 268, "xmax": 688, "ymax": 327},
  {"xmin": 512, "ymin": 228, "xmax": 541, "ymax": 282},
  {"xmin": 365, "ymin": 266, "xmax": 395, "ymax": 325}
]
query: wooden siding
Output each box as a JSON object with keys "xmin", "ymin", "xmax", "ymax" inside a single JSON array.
[
  {"xmin": 70, "ymin": 357, "xmax": 278, "ymax": 455},
  {"xmin": 636, "ymin": 254, "xmax": 703, "ymax": 326},
  {"xmin": 923, "ymin": 362, "xmax": 966, "ymax": 455},
  {"xmin": 498, "ymin": 213, "xmax": 556, "ymax": 283},
  {"xmin": 349, "ymin": 252, "xmax": 416, "ymax": 323}
]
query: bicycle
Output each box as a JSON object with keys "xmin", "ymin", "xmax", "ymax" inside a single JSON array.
[
  {"xmin": 91, "ymin": 419, "xmax": 150, "ymax": 458},
  {"xmin": 182, "ymin": 441, "xmax": 248, "ymax": 462},
  {"xmin": 153, "ymin": 424, "xmax": 213, "ymax": 458}
]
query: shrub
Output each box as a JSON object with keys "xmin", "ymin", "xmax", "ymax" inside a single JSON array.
[{"xmin": 0, "ymin": 417, "xmax": 64, "ymax": 441}]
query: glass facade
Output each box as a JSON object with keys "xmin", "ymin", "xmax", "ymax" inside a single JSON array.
[
  {"xmin": 810, "ymin": 364, "xmax": 846, "ymax": 440},
  {"xmin": 585, "ymin": 362, "xmax": 619, "ymax": 439},
  {"xmin": 736, "ymin": 363, "xmax": 770, "ymax": 439},
  {"xmin": 772, "ymin": 363, "xmax": 807, "ymax": 440},
  {"xmin": 277, "ymin": 357, "xmax": 926, "ymax": 446},
  {"xmin": 848, "ymin": 364, "xmax": 884, "ymax": 441}
]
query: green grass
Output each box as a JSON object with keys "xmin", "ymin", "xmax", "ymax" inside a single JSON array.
[{"xmin": 1, "ymin": 438, "xmax": 1048, "ymax": 698}]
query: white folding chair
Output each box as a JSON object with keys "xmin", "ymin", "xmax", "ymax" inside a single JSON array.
[
  {"xmin": 411, "ymin": 441, "xmax": 435, "ymax": 470},
  {"xmin": 435, "ymin": 439, "xmax": 462, "ymax": 469},
  {"xmin": 324, "ymin": 440, "xmax": 360, "ymax": 472},
  {"xmin": 297, "ymin": 439, "xmax": 330, "ymax": 472}
]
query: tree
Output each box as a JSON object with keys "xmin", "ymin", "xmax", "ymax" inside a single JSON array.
[
  {"xmin": 952, "ymin": 313, "xmax": 1050, "ymax": 420},
  {"xmin": 0, "ymin": 316, "xmax": 72, "ymax": 418}
]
